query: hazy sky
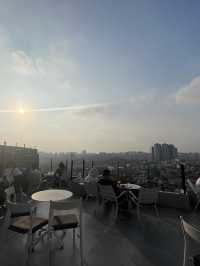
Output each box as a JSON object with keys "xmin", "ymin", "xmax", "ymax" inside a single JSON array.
[{"xmin": 0, "ymin": 0, "xmax": 200, "ymax": 153}]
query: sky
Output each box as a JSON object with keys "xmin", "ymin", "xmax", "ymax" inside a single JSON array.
[{"xmin": 0, "ymin": 0, "xmax": 200, "ymax": 153}]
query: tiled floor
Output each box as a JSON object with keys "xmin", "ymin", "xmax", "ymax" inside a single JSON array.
[{"xmin": 0, "ymin": 200, "xmax": 199, "ymax": 266}]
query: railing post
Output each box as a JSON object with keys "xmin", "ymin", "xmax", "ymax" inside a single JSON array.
[
  {"xmin": 117, "ymin": 161, "xmax": 119, "ymax": 178},
  {"xmin": 147, "ymin": 167, "xmax": 150, "ymax": 179},
  {"xmin": 70, "ymin": 160, "xmax": 73, "ymax": 181},
  {"xmin": 82, "ymin": 160, "xmax": 85, "ymax": 178},
  {"xmin": 50, "ymin": 158, "xmax": 53, "ymax": 172},
  {"xmin": 65, "ymin": 160, "xmax": 68, "ymax": 180},
  {"xmin": 91, "ymin": 160, "xmax": 94, "ymax": 168},
  {"xmin": 180, "ymin": 163, "xmax": 186, "ymax": 194}
]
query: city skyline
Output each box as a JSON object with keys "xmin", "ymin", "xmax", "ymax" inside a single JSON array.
[
  {"xmin": 0, "ymin": 1, "xmax": 200, "ymax": 152},
  {"xmin": 0, "ymin": 141, "xmax": 198, "ymax": 155}
]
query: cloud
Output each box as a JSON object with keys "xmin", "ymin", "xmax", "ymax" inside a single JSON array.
[
  {"xmin": 0, "ymin": 30, "xmax": 78, "ymax": 109},
  {"xmin": 33, "ymin": 102, "xmax": 117, "ymax": 117},
  {"xmin": 175, "ymin": 76, "xmax": 200, "ymax": 104},
  {"xmin": 12, "ymin": 50, "xmax": 39, "ymax": 75},
  {"xmin": 70, "ymin": 102, "xmax": 119, "ymax": 117},
  {"xmin": 0, "ymin": 102, "xmax": 118, "ymax": 117}
]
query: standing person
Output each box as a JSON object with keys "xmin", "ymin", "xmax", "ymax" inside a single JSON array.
[
  {"xmin": 4, "ymin": 167, "xmax": 14, "ymax": 186},
  {"xmin": 54, "ymin": 162, "xmax": 66, "ymax": 188},
  {"xmin": 85, "ymin": 167, "xmax": 99, "ymax": 183},
  {"xmin": 14, "ymin": 167, "xmax": 29, "ymax": 195},
  {"xmin": 28, "ymin": 169, "xmax": 42, "ymax": 195}
]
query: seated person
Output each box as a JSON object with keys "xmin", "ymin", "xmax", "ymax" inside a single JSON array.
[
  {"xmin": 4, "ymin": 185, "xmax": 16, "ymax": 202},
  {"xmin": 0, "ymin": 176, "xmax": 9, "ymax": 203},
  {"xmin": 85, "ymin": 167, "xmax": 99, "ymax": 183},
  {"xmin": 98, "ymin": 169, "xmax": 117, "ymax": 193},
  {"xmin": 98, "ymin": 169, "xmax": 129, "ymax": 210}
]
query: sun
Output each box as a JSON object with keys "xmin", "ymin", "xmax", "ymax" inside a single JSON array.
[{"xmin": 19, "ymin": 108, "xmax": 25, "ymax": 115}]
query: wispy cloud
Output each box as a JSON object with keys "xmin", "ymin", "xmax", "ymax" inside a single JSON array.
[
  {"xmin": 175, "ymin": 76, "xmax": 200, "ymax": 104},
  {"xmin": 12, "ymin": 50, "xmax": 39, "ymax": 75},
  {"xmin": 0, "ymin": 102, "xmax": 117, "ymax": 115}
]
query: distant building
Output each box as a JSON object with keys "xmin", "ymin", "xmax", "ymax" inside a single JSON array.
[
  {"xmin": 82, "ymin": 150, "xmax": 87, "ymax": 155},
  {"xmin": 151, "ymin": 143, "xmax": 178, "ymax": 161},
  {"xmin": 153, "ymin": 143, "xmax": 163, "ymax": 161},
  {"xmin": 0, "ymin": 144, "xmax": 39, "ymax": 172}
]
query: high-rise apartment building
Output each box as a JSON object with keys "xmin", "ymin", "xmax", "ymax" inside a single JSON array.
[
  {"xmin": 151, "ymin": 143, "xmax": 178, "ymax": 161},
  {"xmin": 0, "ymin": 144, "xmax": 39, "ymax": 172}
]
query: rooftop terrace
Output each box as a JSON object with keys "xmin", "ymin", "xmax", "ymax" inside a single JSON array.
[{"xmin": 0, "ymin": 198, "xmax": 199, "ymax": 266}]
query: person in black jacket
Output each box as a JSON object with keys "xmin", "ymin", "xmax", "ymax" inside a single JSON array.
[
  {"xmin": 98, "ymin": 169, "xmax": 117, "ymax": 193},
  {"xmin": 54, "ymin": 162, "xmax": 66, "ymax": 188}
]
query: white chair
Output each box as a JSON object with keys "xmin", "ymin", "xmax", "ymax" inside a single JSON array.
[
  {"xmin": 4, "ymin": 201, "xmax": 48, "ymax": 264},
  {"xmin": 180, "ymin": 216, "xmax": 200, "ymax": 266},
  {"xmin": 98, "ymin": 184, "xmax": 125, "ymax": 220},
  {"xmin": 136, "ymin": 187, "xmax": 159, "ymax": 219},
  {"xmin": 48, "ymin": 199, "xmax": 84, "ymax": 266},
  {"xmin": 84, "ymin": 182, "xmax": 98, "ymax": 200},
  {"xmin": 187, "ymin": 179, "xmax": 200, "ymax": 211}
]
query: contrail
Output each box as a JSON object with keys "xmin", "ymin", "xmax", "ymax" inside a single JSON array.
[
  {"xmin": 0, "ymin": 109, "xmax": 17, "ymax": 113},
  {"xmin": 0, "ymin": 102, "xmax": 113, "ymax": 113},
  {"xmin": 0, "ymin": 106, "xmax": 81, "ymax": 113}
]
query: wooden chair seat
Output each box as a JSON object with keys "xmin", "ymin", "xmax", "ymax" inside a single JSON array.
[
  {"xmin": 52, "ymin": 214, "xmax": 78, "ymax": 230},
  {"xmin": 9, "ymin": 216, "xmax": 48, "ymax": 234}
]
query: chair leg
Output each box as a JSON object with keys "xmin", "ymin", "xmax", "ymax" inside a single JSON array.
[
  {"xmin": 183, "ymin": 242, "xmax": 187, "ymax": 266},
  {"xmin": 53, "ymin": 231, "xmax": 64, "ymax": 249},
  {"xmin": 3, "ymin": 211, "xmax": 10, "ymax": 243},
  {"xmin": 48, "ymin": 230, "xmax": 52, "ymax": 266},
  {"xmin": 61, "ymin": 230, "xmax": 66, "ymax": 239},
  {"xmin": 193, "ymin": 198, "xmax": 200, "ymax": 211},
  {"xmin": 80, "ymin": 228, "xmax": 84, "ymax": 266},
  {"xmin": 2, "ymin": 225, "xmax": 9, "ymax": 244},
  {"xmin": 25, "ymin": 233, "xmax": 32, "ymax": 266},
  {"xmin": 0, "ymin": 206, "xmax": 4, "ymax": 220},
  {"xmin": 94, "ymin": 200, "xmax": 98, "ymax": 216},
  {"xmin": 73, "ymin": 228, "xmax": 76, "ymax": 249},
  {"xmin": 189, "ymin": 256, "xmax": 194, "ymax": 266},
  {"xmin": 137, "ymin": 204, "xmax": 141, "ymax": 220},
  {"xmin": 114, "ymin": 203, "xmax": 119, "ymax": 221},
  {"xmin": 154, "ymin": 204, "xmax": 159, "ymax": 218}
]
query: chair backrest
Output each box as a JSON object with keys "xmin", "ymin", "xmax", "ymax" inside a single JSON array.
[
  {"xmin": 5, "ymin": 201, "xmax": 33, "ymax": 229},
  {"xmin": 187, "ymin": 179, "xmax": 198, "ymax": 195},
  {"xmin": 180, "ymin": 216, "xmax": 200, "ymax": 243},
  {"xmin": 7, "ymin": 201, "xmax": 31, "ymax": 215},
  {"xmin": 138, "ymin": 187, "xmax": 159, "ymax": 205},
  {"xmin": 84, "ymin": 182, "xmax": 98, "ymax": 197},
  {"xmin": 98, "ymin": 184, "xmax": 117, "ymax": 202},
  {"xmin": 49, "ymin": 199, "xmax": 82, "ymax": 227}
]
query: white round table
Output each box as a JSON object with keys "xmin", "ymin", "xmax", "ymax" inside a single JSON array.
[
  {"xmin": 118, "ymin": 183, "xmax": 141, "ymax": 210},
  {"xmin": 119, "ymin": 183, "xmax": 141, "ymax": 190},
  {"xmin": 31, "ymin": 189, "xmax": 73, "ymax": 202}
]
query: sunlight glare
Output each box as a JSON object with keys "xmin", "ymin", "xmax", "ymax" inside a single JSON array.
[{"xmin": 19, "ymin": 108, "xmax": 25, "ymax": 115}]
